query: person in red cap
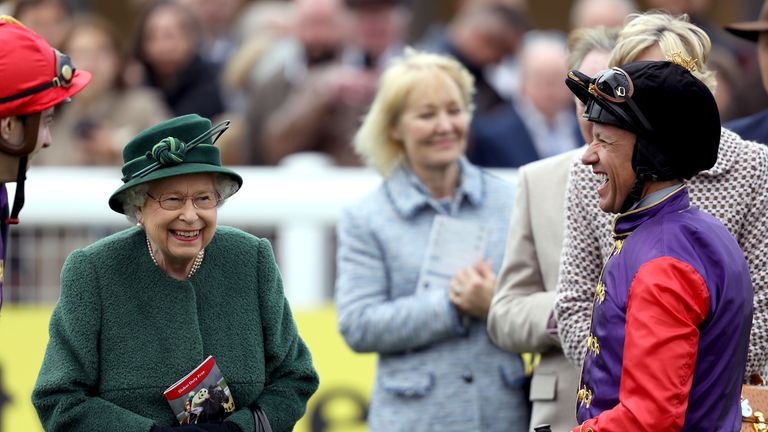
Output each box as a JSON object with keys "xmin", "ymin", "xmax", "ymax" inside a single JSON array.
[{"xmin": 0, "ymin": 16, "xmax": 90, "ymax": 305}]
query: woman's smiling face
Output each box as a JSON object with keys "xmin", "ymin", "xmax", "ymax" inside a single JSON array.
[
  {"xmin": 391, "ymin": 69, "xmax": 470, "ymax": 173},
  {"xmin": 137, "ymin": 173, "xmax": 218, "ymax": 269}
]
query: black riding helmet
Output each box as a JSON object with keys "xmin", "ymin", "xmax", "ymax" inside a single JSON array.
[{"xmin": 565, "ymin": 60, "xmax": 720, "ymax": 211}]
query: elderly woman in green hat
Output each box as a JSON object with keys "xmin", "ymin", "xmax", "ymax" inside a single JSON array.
[{"xmin": 32, "ymin": 114, "xmax": 319, "ymax": 432}]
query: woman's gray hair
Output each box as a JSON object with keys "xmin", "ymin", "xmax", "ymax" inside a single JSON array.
[{"xmin": 118, "ymin": 173, "xmax": 240, "ymax": 224}]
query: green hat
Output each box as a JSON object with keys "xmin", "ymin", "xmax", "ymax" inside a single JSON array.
[{"xmin": 108, "ymin": 114, "xmax": 243, "ymax": 214}]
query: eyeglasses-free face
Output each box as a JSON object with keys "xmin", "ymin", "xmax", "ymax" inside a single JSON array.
[{"xmin": 145, "ymin": 191, "xmax": 220, "ymax": 210}]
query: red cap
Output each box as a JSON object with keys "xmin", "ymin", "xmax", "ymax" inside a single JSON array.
[{"xmin": 0, "ymin": 19, "xmax": 91, "ymax": 118}]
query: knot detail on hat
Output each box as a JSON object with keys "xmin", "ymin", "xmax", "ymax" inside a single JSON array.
[
  {"xmin": 121, "ymin": 119, "xmax": 232, "ymax": 183},
  {"xmin": 666, "ymin": 52, "xmax": 698, "ymax": 72},
  {"xmin": 149, "ymin": 137, "xmax": 188, "ymax": 166}
]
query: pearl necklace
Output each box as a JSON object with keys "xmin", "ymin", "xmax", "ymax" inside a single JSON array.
[{"xmin": 146, "ymin": 235, "xmax": 205, "ymax": 279}]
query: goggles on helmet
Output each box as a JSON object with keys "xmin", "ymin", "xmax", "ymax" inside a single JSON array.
[{"xmin": 567, "ymin": 67, "xmax": 655, "ymax": 136}]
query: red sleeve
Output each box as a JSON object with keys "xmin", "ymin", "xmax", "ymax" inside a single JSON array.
[{"xmin": 570, "ymin": 256, "xmax": 710, "ymax": 432}]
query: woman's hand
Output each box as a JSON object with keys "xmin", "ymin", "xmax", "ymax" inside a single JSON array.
[{"xmin": 449, "ymin": 261, "xmax": 497, "ymax": 319}]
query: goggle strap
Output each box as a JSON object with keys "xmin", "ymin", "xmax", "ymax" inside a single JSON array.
[
  {"xmin": 624, "ymin": 97, "xmax": 653, "ymax": 133},
  {"xmin": 0, "ymin": 80, "xmax": 56, "ymax": 104}
]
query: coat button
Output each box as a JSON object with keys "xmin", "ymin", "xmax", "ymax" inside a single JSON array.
[{"xmin": 462, "ymin": 371, "xmax": 474, "ymax": 383}]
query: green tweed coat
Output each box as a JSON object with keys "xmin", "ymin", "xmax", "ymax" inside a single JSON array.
[{"xmin": 32, "ymin": 226, "xmax": 319, "ymax": 432}]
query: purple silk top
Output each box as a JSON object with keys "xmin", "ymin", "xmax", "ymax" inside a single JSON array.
[{"xmin": 576, "ymin": 186, "xmax": 753, "ymax": 431}]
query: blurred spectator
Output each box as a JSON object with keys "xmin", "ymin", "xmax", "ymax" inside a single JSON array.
[
  {"xmin": 342, "ymin": 0, "xmax": 410, "ymax": 69},
  {"xmin": 240, "ymin": 0, "xmax": 348, "ymax": 165},
  {"xmin": 724, "ymin": 0, "xmax": 768, "ymax": 143},
  {"xmin": 569, "ymin": 0, "xmax": 636, "ymax": 29},
  {"xmin": 177, "ymin": 0, "xmax": 244, "ymax": 69},
  {"xmin": 644, "ymin": 0, "xmax": 707, "ymax": 16},
  {"xmin": 643, "ymin": 0, "xmax": 753, "ymax": 62},
  {"xmin": 135, "ymin": 0, "xmax": 224, "ymax": 120},
  {"xmin": 515, "ymin": 32, "xmax": 580, "ymax": 156},
  {"xmin": 468, "ymin": 31, "xmax": 581, "ymax": 167},
  {"xmin": 425, "ymin": 3, "xmax": 528, "ymax": 113},
  {"xmin": 12, "ymin": 0, "xmax": 71, "ymax": 48},
  {"xmin": 644, "ymin": 0, "xmax": 736, "ymax": 49},
  {"xmin": 246, "ymin": 0, "xmax": 410, "ymax": 166},
  {"xmin": 222, "ymin": 0, "xmax": 295, "ymax": 108},
  {"xmin": 255, "ymin": 0, "xmax": 346, "ymax": 83},
  {"xmin": 216, "ymin": 0, "xmax": 296, "ymax": 165},
  {"xmin": 708, "ymin": 45, "xmax": 742, "ymax": 122},
  {"xmin": 646, "ymin": 0, "xmax": 762, "ymax": 114},
  {"xmin": 35, "ymin": 14, "xmax": 171, "ymax": 166},
  {"xmin": 335, "ymin": 49, "xmax": 530, "ymax": 432}
]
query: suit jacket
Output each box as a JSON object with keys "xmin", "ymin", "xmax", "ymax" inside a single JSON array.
[
  {"xmin": 725, "ymin": 108, "xmax": 768, "ymax": 145},
  {"xmin": 487, "ymin": 148, "xmax": 582, "ymax": 431},
  {"xmin": 468, "ymin": 105, "xmax": 539, "ymax": 168}
]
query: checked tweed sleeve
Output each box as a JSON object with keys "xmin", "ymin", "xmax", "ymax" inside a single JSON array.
[
  {"xmin": 556, "ymin": 128, "xmax": 768, "ymax": 378},
  {"xmin": 700, "ymin": 132, "xmax": 768, "ymax": 378},
  {"xmin": 555, "ymin": 159, "xmax": 609, "ymax": 368}
]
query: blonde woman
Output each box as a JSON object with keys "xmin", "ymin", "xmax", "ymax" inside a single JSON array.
[{"xmin": 335, "ymin": 50, "xmax": 530, "ymax": 431}]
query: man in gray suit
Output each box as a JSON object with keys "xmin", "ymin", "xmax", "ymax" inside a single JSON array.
[{"xmin": 487, "ymin": 26, "xmax": 618, "ymax": 431}]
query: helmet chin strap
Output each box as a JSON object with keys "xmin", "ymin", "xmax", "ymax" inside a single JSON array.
[
  {"xmin": 6, "ymin": 155, "xmax": 27, "ymax": 224},
  {"xmin": 619, "ymin": 175, "xmax": 648, "ymax": 214},
  {"xmin": 620, "ymin": 136, "xmax": 653, "ymax": 213},
  {"xmin": 619, "ymin": 135, "xmax": 676, "ymax": 213},
  {"xmin": 2, "ymin": 113, "xmax": 40, "ymax": 225}
]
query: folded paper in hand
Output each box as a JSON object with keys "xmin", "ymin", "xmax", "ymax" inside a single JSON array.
[
  {"xmin": 416, "ymin": 215, "xmax": 488, "ymax": 292},
  {"xmin": 163, "ymin": 355, "xmax": 236, "ymax": 425}
]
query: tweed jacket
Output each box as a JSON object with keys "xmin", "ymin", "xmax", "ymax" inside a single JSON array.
[
  {"xmin": 556, "ymin": 128, "xmax": 768, "ymax": 379},
  {"xmin": 487, "ymin": 149, "xmax": 581, "ymax": 431},
  {"xmin": 335, "ymin": 159, "xmax": 530, "ymax": 432},
  {"xmin": 574, "ymin": 186, "xmax": 752, "ymax": 431},
  {"xmin": 32, "ymin": 226, "xmax": 319, "ymax": 432}
]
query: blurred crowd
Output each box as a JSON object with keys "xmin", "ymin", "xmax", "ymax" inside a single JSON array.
[
  {"xmin": 4, "ymin": 0, "xmax": 766, "ymax": 169},
  {"xmin": 6, "ymin": 0, "xmax": 768, "ymax": 430}
]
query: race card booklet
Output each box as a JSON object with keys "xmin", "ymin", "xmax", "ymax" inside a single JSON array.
[
  {"xmin": 416, "ymin": 215, "xmax": 488, "ymax": 292},
  {"xmin": 163, "ymin": 355, "xmax": 236, "ymax": 425}
]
